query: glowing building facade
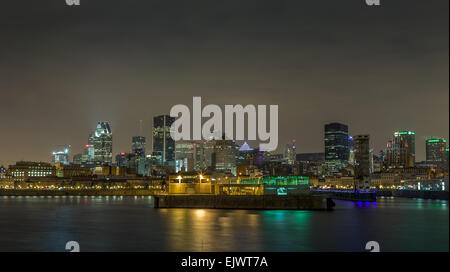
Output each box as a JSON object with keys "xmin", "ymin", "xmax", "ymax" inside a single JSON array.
[
  {"xmin": 152, "ymin": 115, "xmax": 175, "ymax": 166},
  {"xmin": 324, "ymin": 122, "xmax": 350, "ymax": 173},
  {"xmin": 426, "ymin": 138, "xmax": 447, "ymax": 167},
  {"xmin": 92, "ymin": 122, "xmax": 113, "ymax": 166}
]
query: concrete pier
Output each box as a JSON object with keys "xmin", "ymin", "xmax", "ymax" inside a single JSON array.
[{"xmin": 154, "ymin": 195, "xmax": 333, "ymax": 210}]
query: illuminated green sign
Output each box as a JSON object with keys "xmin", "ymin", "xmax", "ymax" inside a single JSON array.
[
  {"xmin": 427, "ymin": 139, "xmax": 446, "ymax": 143},
  {"xmin": 396, "ymin": 131, "xmax": 415, "ymax": 135}
]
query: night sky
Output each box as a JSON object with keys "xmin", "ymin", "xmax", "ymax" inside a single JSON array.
[{"xmin": 0, "ymin": 0, "xmax": 448, "ymax": 166}]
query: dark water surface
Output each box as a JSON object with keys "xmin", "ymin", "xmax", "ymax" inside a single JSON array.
[{"xmin": 0, "ymin": 196, "xmax": 447, "ymax": 252}]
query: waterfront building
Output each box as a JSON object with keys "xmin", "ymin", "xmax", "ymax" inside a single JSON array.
[
  {"xmin": 152, "ymin": 115, "xmax": 175, "ymax": 166},
  {"xmin": 92, "ymin": 122, "xmax": 113, "ymax": 166},
  {"xmin": 324, "ymin": 122, "xmax": 350, "ymax": 173},
  {"xmin": 385, "ymin": 131, "xmax": 415, "ymax": 168},
  {"xmin": 354, "ymin": 135, "xmax": 371, "ymax": 191},
  {"xmin": 8, "ymin": 161, "xmax": 55, "ymax": 182},
  {"xmin": 52, "ymin": 145, "xmax": 70, "ymax": 165},
  {"xmin": 426, "ymin": 138, "xmax": 447, "ymax": 168},
  {"xmin": 54, "ymin": 163, "xmax": 92, "ymax": 178},
  {"xmin": 0, "ymin": 166, "xmax": 7, "ymax": 179}
]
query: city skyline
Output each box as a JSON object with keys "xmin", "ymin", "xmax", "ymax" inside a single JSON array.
[
  {"xmin": 0, "ymin": 0, "xmax": 448, "ymax": 165},
  {"xmin": 1, "ymin": 117, "xmax": 447, "ymax": 167}
]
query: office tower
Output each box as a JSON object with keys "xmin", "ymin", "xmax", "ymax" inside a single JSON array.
[
  {"xmin": 92, "ymin": 122, "xmax": 113, "ymax": 166},
  {"xmin": 213, "ymin": 137, "xmax": 238, "ymax": 175},
  {"xmin": 52, "ymin": 145, "xmax": 70, "ymax": 165},
  {"xmin": 284, "ymin": 140, "xmax": 296, "ymax": 165},
  {"xmin": 348, "ymin": 136, "xmax": 355, "ymax": 165},
  {"xmin": 175, "ymin": 141, "xmax": 199, "ymax": 172},
  {"xmin": 354, "ymin": 135, "xmax": 371, "ymax": 191},
  {"xmin": 426, "ymin": 138, "xmax": 447, "ymax": 167},
  {"xmin": 132, "ymin": 136, "xmax": 146, "ymax": 157},
  {"xmin": 385, "ymin": 131, "xmax": 415, "ymax": 168},
  {"xmin": 324, "ymin": 122, "xmax": 350, "ymax": 173},
  {"xmin": 152, "ymin": 115, "xmax": 175, "ymax": 166}
]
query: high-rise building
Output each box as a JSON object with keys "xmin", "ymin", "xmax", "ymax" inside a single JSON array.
[
  {"xmin": 152, "ymin": 115, "xmax": 175, "ymax": 166},
  {"xmin": 353, "ymin": 135, "xmax": 371, "ymax": 191},
  {"xmin": 52, "ymin": 145, "xmax": 70, "ymax": 165},
  {"xmin": 284, "ymin": 140, "xmax": 296, "ymax": 165},
  {"xmin": 132, "ymin": 136, "xmax": 146, "ymax": 157},
  {"xmin": 175, "ymin": 141, "xmax": 201, "ymax": 172},
  {"xmin": 213, "ymin": 137, "xmax": 238, "ymax": 175},
  {"xmin": 385, "ymin": 131, "xmax": 415, "ymax": 168},
  {"xmin": 426, "ymin": 138, "xmax": 447, "ymax": 167},
  {"xmin": 92, "ymin": 122, "xmax": 113, "ymax": 166},
  {"xmin": 324, "ymin": 122, "xmax": 350, "ymax": 173}
]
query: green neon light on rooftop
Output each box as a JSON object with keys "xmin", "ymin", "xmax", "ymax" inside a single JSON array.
[
  {"xmin": 396, "ymin": 131, "xmax": 415, "ymax": 135},
  {"xmin": 427, "ymin": 139, "xmax": 446, "ymax": 143}
]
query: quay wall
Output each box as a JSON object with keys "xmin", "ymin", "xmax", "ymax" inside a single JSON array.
[
  {"xmin": 377, "ymin": 190, "xmax": 448, "ymax": 200},
  {"xmin": 154, "ymin": 195, "xmax": 331, "ymax": 210},
  {"xmin": 0, "ymin": 189, "xmax": 159, "ymax": 196}
]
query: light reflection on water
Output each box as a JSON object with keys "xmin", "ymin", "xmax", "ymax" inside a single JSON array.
[{"xmin": 0, "ymin": 196, "xmax": 447, "ymax": 252}]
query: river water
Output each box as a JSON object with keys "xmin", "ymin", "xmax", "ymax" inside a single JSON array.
[{"xmin": 0, "ymin": 196, "xmax": 447, "ymax": 252}]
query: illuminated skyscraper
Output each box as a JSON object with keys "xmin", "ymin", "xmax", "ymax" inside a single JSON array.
[
  {"xmin": 152, "ymin": 115, "xmax": 175, "ymax": 166},
  {"xmin": 213, "ymin": 137, "xmax": 238, "ymax": 175},
  {"xmin": 284, "ymin": 140, "xmax": 297, "ymax": 165},
  {"xmin": 426, "ymin": 138, "xmax": 447, "ymax": 167},
  {"xmin": 324, "ymin": 122, "xmax": 349, "ymax": 173},
  {"xmin": 132, "ymin": 136, "xmax": 146, "ymax": 157},
  {"xmin": 52, "ymin": 145, "xmax": 70, "ymax": 165},
  {"xmin": 385, "ymin": 131, "xmax": 415, "ymax": 168},
  {"xmin": 92, "ymin": 122, "xmax": 113, "ymax": 166}
]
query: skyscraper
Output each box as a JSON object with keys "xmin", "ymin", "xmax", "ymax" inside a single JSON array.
[
  {"xmin": 426, "ymin": 138, "xmax": 447, "ymax": 167},
  {"xmin": 284, "ymin": 140, "xmax": 297, "ymax": 165},
  {"xmin": 385, "ymin": 131, "xmax": 415, "ymax": 168},
  {"xmin": 354, "ymin": 135, "xmax": 371, "ymax": 191},
  {"xmin": 175, "ymin": 140, "xmax": 198, "ymax": 172},
  {"xmin": 324, "ymin": 122, "xmax": 349, "ymax": 173},
  {"xmin": 213, "ymin": 137, "xmax": 238, "ymax": 175},
  {"xmin": 92, "ymin": 122, "xmax": 113, "ymax": 166},
  {"xmin": 152, "ymin": 115, "xmax": 175, "ymax": 166},
  {"xmin": 132, "ymin": 136, "xmax": 146, "ymax": 157}
]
